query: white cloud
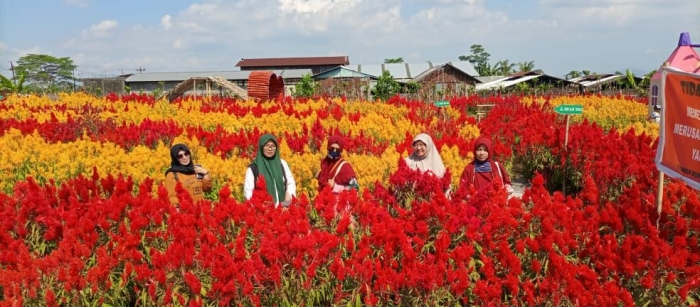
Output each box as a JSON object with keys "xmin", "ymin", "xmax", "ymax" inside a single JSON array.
[
  {"xmin": 44, "ymin": 0, "xmax": 696, "ymax": 77},
  {"xmin": 538, "ymin": 0, "xmax": 696, "ymax": 26},
  {"xmin": 81, "ymin": 20, "xmax": 119, "ymax": 38},
  {"xmin": 63, "ymin": 0, "xmax": 89, "ymax": 7},
  {"xmin": 161, "ymin": 15, "xmax": 173, "ymax": 30},
  {"xmin": 173, "ymin": 39, "xmax": 184, "ymax": 49}
]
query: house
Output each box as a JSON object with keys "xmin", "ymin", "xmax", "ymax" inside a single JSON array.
[
  {"xmin": 235, "ymin": 56, "xmax": 349, "ymax": 75},
  {"xmin": 124, "ymin": 69, "xmax": 312, "ymax": 95},
  {"xmin": 311, "ymin": 66, "xmax": 377, "ymax": 99},
  {"xmin": 410, "ymin": 62, "xmax": 481, "ymax": 98},
  {"xmin": 343, "ymin": 61, "xmax": 479, "ymax": 84},
  {"xmin": 476, "ymin": 70, "xmax": 575, "ymax": 94},
  {"xmin": 648, "ymin": 32, "xmax": 700, "ymax": 114},
  {"xmin": 568, "ymin": 73, "xmax": 644, "ymax": 94}
]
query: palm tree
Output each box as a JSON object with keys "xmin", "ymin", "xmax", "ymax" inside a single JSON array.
[
  {"xmin": 517, "ymin": 61, "xmax": 536, "ymax": 72},
  {"xmin": 565, "ymin": 70, "xmax": 582, "ymax": 80},
  {"xmin": 494, "ymin": 60, "xmax": 516, "ymax": 75},
  {"xmin": 0, "ymin": 73, "xmax": 26, "ymax": 94}
]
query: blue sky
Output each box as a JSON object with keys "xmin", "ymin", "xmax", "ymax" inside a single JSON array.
[{"xmin": 1, "ymin": 0, "xmax": 698, "ymax": 78}]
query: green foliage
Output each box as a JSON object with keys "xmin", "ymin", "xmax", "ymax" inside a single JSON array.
[
  {"xmin": 565, "ymin": 70, "xmax": 582, "ymax": 80},
  {"xmin": 0, "ymin": 73, "xmax": 26, "ymax": 93},
  {"xmin": 459, "ymin": 44, "xmax": 492, "ymax": 76},
  {"xmin": 293, "ymin": 73, "xmax": 318, "ymax": 98},
  {"xmin": 14, "ymin": 54, "xmax": 77, "ymax": 93},
  {"xmin": 494, "ymin": 59, "xmax": 516, "ymax": 76},
  {"xmin": 373, "ymin": 70, "xmax": 400, "ymax": 101},
  {"xmin": 517, "ymin": 61, "xmax": 536, "ymax": 73},
  {"xmin": 404, "ymin": 81, "xmax": 420, "ymax": 94},
  {"xmin": 383, "ymin": 57, "xmax": 404, "ymax": 64}
]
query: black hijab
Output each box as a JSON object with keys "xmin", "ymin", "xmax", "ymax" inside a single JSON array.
[{"xmin": 165, "ymin": 143, "xmax": 195, "ymax": 175}]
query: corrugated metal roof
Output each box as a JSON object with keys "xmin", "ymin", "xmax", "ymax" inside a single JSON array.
[
  {"xmin": 354, "ymin": 64, "xmax": 383, "ymax": 78},
  {"xmin": 444, "ymin": 61, "xmax": 479, "ymax": 77},
  {"xmin": 476, "ymin": 75, "xmax": 541, "ymax": 90},
  {"xmin": 125, "ymin": 69, "xmax": 312, "ymax": 83},
  {"xmin": 349, "ymin": 61, "xmax": 478, "ymax": 80},
  {"xmin": 568, "ymin": 74, "xmax": 628, "ymax": 87},
  {"xmin": 312, "ymin": 66, "xmax": 377, "ymax": 79},
  {"xmin": 411, "ymin": 62, "xmax": 481, "ymax": 83},
  {"xmin": 235, "ymin": 56, "xmax": 349, "ymax": 67},
  {"xmin": 476, "ymin": 76, "xmax": 505, "ymax": 83}
]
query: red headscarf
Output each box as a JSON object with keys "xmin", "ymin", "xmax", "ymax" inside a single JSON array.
[{"xmin": 317, "ymin": 135, "xmax": 357, "ymax": 191}]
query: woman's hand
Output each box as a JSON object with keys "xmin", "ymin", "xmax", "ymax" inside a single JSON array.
[
  {"xmin": 194, "ymin": 165, "xmax": 210, "ymax": 179},
  {"xmin": 327, "ymin": 179, "xmax": 335, "ymax": 188}
]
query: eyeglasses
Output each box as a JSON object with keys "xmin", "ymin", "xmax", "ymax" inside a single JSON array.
[
  {"xmin": 329, "ymin": 147, "xmax": 340, "ymax": 152},
  {"xmin": 177, "ymin": 152, "xmax": 190, "ymax": 159},
  {"xmin": 412, "ymin": 143, "xmax": 427, "ymax": 148},
  {"xmin": 263, "ymin": 144, "xmax": 277, "ymax": 150}
]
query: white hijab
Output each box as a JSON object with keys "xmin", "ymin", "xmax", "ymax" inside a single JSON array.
[{"xmin": 404, "ymin": 133, "xmax": 446, "ymax": 178}]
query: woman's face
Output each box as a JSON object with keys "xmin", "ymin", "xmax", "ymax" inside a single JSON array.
[
  {"xmin": 177, "ymin": 150, "xmax": 191, "ymax": 165},
  {"xmin": 412, "ymin": 141, "xmax": 428, "ymax": 159},
  {"xmin": 263, "ymin": 140, "xmax": 277, "ymax": 158},
  {"xmin": 475, "ymin": 145, "xmax": 489, "ymax": 162}
]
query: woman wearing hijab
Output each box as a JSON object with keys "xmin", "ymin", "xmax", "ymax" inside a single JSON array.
[
  {"xmin": 317, "ymin": 135, "xmax": 358, "ymax": 193},
  {"xmin": 459, "ymin": 137, "xmax": 513, "ymax": 194},
  {"xmin": 244, "ymin": 134, "xmax": 296, "ymax": 207},
  {"xmin": 405, "ymin": 133, "xmax": 446, "ymax": 178},
  {"xmin": 164, "ymin": 143, "xmax": 212, "ymax": 205}
]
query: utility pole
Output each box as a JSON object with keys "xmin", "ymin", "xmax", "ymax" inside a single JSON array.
[
  {"xmin": 10, "ymin": 62, "xmax": 16, "ymax": 83},
  {"xmin": 136, "ymin": 66, "xmax": 146, "ymax": 73},
  {"xmin": 72, "ymin": 68, "xmax": 76, "ymax": 91}
]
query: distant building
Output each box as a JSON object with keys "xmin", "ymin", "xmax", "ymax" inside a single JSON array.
[
  {"xmin": 235, "ymin": 56, "xmax": 349, "ymax": 75},
  {"xmin": 312, "ymin": 66, "xmax": 377, "ymax": 99},
  {"xmin": 476, "ymin": 70, "xmax": 576, "ymax": 94},
  {"xmin": 410, "ymin": 62, "xmax": 481, "ymax": 98},
  {"xmin": 343, "ymin": 61, "xmax": 479, "ymax": 84},
  {"xmin": 124, "ymin": 69, "xmax": 312, "ymax": 94},
  {"xmin": 82, "ymin": 77, "xmax": 127, "ymax": 96},
  {"xmin": 649, "ymin": 32, "xmax": 700, "ymax": 115}
]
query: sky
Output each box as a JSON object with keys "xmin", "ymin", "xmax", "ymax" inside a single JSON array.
[{"xmin": 0, "ymin": 0, "xmax": 698, "ymax": 79}]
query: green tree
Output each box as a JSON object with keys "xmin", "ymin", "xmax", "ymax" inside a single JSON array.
[
  {"xmin": 14, "ymin": 54, "xmax": 77, "ymax": 93},
  {"xmin": 404, "ymin": 81, "xmax": 420, "ymax": 94},
  {"xmin": 384, "ymin": 57, "xmax": 404, "ymax": 64},
  {"xmin": 565, "ymin": 70, "xmax": 582, "ymax": 80},
  {"xmin": 292, "ymin": 73, "xmax": 318, "ymax": 98},
  {"xmin": 517, "ymin": 61, "xmax": 536, "ymax": 73},
  {"xmin": 494, "ymin": 60, "xmax": 516, "ymax": 75},
  {"xmin": 373, "ymin": 70, "xmax": 400, "ymax": 101},
  {"xmin": 639, "ymin": 69, "xmax": 656, "ymax": 89},
  {"xmin": 459, "ymin": 44, "xmax": 492, "ymax": 76},
  {"xmin": 0, "ymin": 73, "xmax": 26, "ymax": 94}
]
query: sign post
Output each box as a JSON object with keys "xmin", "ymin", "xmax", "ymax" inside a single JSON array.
[
  {"xmin": 656, "ymin": 67, "xmax": 700, "ymax": 228},
  {"xmin": 434, "ymin": 100, "xmax": 450, "ymax": 107},
  {"xmin": 554, "ymin": 104, "xmax": 584, "ymax": 195},
  {"xmin": 434, "ymin": 100, "xmax": 450, "ymax": 123}
]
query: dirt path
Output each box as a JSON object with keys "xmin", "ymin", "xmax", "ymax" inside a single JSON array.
[{"xmin": 511, "ymin": 176, "xmax": 528, "ymax": 198}]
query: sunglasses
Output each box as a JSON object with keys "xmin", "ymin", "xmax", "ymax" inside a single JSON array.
[
  {"xmin": 177, "ymin": 152, "xmax": 190, "ymax": 159},
  {"xmin": 329, "ymin": 147, "xmax": 341, "ymax": 152}
]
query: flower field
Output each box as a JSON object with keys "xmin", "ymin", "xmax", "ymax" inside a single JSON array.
[{"xmin": 0, "ymin": 93, "xmax": 699, "ymax": 306}]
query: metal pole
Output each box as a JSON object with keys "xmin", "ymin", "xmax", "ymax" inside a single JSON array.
[
  {"xmin": 72, "ymin": 68, "xmax": 76, "ymax": 91},
  {"xmin": 656, "ymin": 171, "xmax": 664, "ymax": 230},
  {"xmin": 10, "ymin": 62, "xmax": 16, "ymax": 83},
  {"xmin": 563, "ymin": 114, "xmax": 570, "ymax": 196}
]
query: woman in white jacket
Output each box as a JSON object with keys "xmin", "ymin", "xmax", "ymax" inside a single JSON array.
[{"xmin": 243, "ymin": 134, "xmax": 296, "ymax": 207}]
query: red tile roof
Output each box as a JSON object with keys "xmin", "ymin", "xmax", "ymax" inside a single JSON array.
[{"xmin": 235, "ymin": 56, "xmax": 349, "ymax": 67}]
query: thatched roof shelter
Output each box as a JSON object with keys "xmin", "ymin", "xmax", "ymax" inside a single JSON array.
[{"xmin": 157, "ymin": 76, "xmax": 248, "ymax": 101}]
